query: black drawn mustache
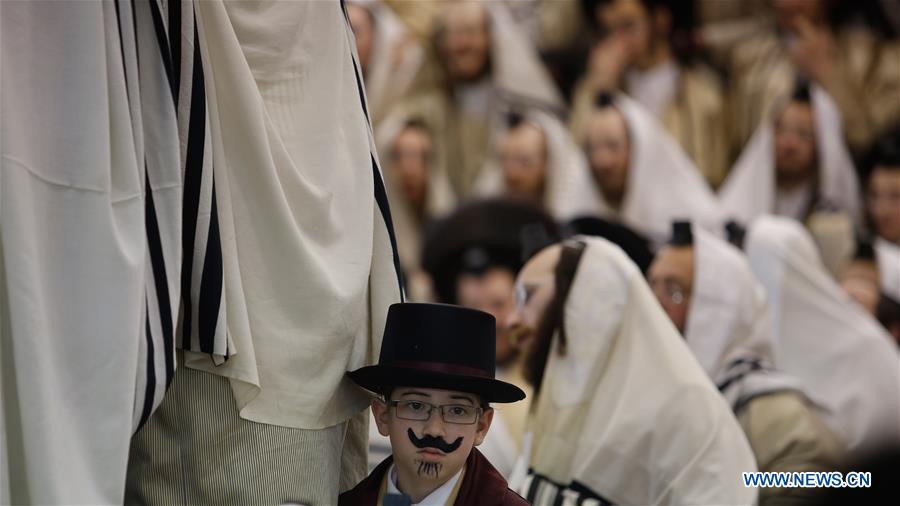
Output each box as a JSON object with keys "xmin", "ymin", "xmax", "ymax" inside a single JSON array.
[{"xmin": 407, "ymin": 429, "xmax": 463, "ymax": 453}]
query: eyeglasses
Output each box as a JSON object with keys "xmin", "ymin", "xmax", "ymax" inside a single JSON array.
[
  {"xmin": 650, "ymin": 279, "xmax": 691, "ymax": 305},
  {"xmin": 388, "ymin": 400, "xmax": 482, "ymax": 425}
]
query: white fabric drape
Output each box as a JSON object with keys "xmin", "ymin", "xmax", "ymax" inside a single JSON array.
[
  {"xmin": 559, "ymin": 95, "xmax": 725, "ymax": 246},
  {"xmin": 1, "ymin": 0, "xmax": 181, "ymax": 502},
  {"xmin": 686, "ymin": 227, "xmax": 805, "ymax": 409},
  {"xmin": 719, "ymin": 86, "xmax": 861, "ymax": 226},
  {"xmin": 527, "ymin": 236, "xmax": 757, "ymax": 505},
  {"xmin": 183, "ymin": 0, "xmax": 401, "ymax": 430},
  {"xmin": 745, "ymin": 216, "xmax": 900, "ymax": 449}
]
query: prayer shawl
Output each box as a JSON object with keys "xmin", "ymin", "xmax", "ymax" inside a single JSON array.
[
  {"xmin": 1, "ymin": 0, "xmax": 181, "ymax": 502},
  {"xmin": 181, "ymin": 0, "xmax": 403, "ymax": 430},
  {"xmin": 719, "ymin": 85, "xmax": 862, "ymax": 226},
  {"xmin": 562, "ymin": 94, "xmax": 726, "ymax": 247},
  {"xmin": 684, "ymin": 228, "xmax": 846, "ymax": 506},
  {"xmin": 570, "ymin": 65, "xmax": 730, "ymax": 187},
  {"xmin": 724, "ymin": 22, "xmax": 900, "ymax": 155},
  {"xmin": 472, "ymin": 109, "xmax": 595, "ymax": 222},
  {"xmin": 745, "ymin": 216, "xmax": 900, "ymax": 450},
  {"xmin": 685, "ymin": 227, "xmax": 805, "ymax": 410},
  {"xmin": 339, "ymin": 448, "xmax": 528, "ymax": 506},
  {"xmin": 523, "ymin": 237, "xmax": 757, "ymax": 505}
]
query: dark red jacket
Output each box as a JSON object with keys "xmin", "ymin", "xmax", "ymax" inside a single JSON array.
[{"xmin": 339, "ymin": 448, "xmax": 529, "ymax": 506}]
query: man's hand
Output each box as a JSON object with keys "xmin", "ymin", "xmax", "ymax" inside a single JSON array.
[
  {"xmin": 789, "ymin": 17, "xmax": 838, "ymax": 84},
  {"xmin": 588, "ymin": 36, "xmax": 628, "ymax": 92}
]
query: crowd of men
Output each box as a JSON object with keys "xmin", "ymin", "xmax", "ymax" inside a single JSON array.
[{"xmin": 354, "ymin": 0, "xmax": 900, "ymax": 504}]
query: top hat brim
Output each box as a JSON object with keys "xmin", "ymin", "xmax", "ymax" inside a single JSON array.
[{"xmin": 348, "ymin": 364, "xmax": 526, "ymax": 404}]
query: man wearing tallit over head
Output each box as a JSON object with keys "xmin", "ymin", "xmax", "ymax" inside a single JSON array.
[
  {"xmin": 744, "ymin": 215, "xmax": 900, "ymax": 452},
  {"xmin": 570, "ymin": 0, "xmax": 730, "ymax": 187},
  {"xmin": 505, "ymin": 237, "xmax": 758, "ymax": 505},
  {"xmin": 569, "ymin": 92, "xmax": 725, "ymax": 247},
  {"xmin": 719, "ymin": 83, "xmax": 860, "ymax": 276},
  {"xmin": 386, "ymin": 0, "xmax": 565, "ymax": 197},
  {"xmin": 649, "ymin": 222, "xmax": 843, "ymax": 506},
  {"xmin": 704, "ymin": 0, "xmax": 900, "ymax": 158},
  {"xmin": 471, "ymin": 109, "xmax": 593, "ymax": 221}
]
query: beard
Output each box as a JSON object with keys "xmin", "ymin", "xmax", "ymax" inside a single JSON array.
[
  {"xmin": 523, "ymin": 240, "xmax": 586, "ymax": 395},
  {"xmin": 522, "ymin": 299, "xmax": 562, "ymax": 394}
]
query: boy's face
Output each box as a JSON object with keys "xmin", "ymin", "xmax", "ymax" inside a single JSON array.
[{"xmin": 372, "ymin": 387, "xmax": 493, "ymax": 486}]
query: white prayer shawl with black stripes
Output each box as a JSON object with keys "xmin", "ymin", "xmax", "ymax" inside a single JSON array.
[
  {"xmin": 685, "ymin": 226, "xmax": 806, "ymax": 412},
  {"xmin": 746, "ymin": 216, "xmax": 900, "ymax": 450},
  {"xmin": 179, "ymin": 0, "xmax": 403, "ymax": 430},
  {"xmin": 1, "ymin": 0, "xmax": 180, "ymax": 502},
  {"xmin": 143, "ymin": 0, "xmax": 232, "ymax": 367},
  {"xmin": 523, "ymin": 237, "xmax": 757, "ymax": 505}
]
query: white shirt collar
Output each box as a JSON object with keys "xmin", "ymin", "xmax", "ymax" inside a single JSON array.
[
  {"xmin": 387, "ymin": 463, "xmax": 464, "ymax": 505},
  {"xmin": 625, "ymin": 59, "xmax": 680, "ymax": 116}
]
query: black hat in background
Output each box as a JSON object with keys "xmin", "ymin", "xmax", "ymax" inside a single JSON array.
[
  {"xmin": 348, "ymin": 303, "xmax": 526, "ymax": 403},
  {"xmin": 669, "ymin": 220, "xmax": 694, "ymax": 246},
  {"xmin": 724, "ymin": 220, "xmax": 747, "ymax": 249},
  {"xmin": 422, "ymin": 198, "xmax": 561, "ymax": 303},
  {"xmin": 566, "ymin": 216, "xmax": 655, "ymax": 272}
]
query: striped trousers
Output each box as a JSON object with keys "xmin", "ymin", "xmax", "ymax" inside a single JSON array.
[{"xmin": 125, "ymin": 353, "xmax": 368, "ymax": 505}]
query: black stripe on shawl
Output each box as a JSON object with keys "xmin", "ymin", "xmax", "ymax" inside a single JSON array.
[
  {"xmin": 179, "ymin": 18, "xmax": 206, "ymax": 351},
  {"xmin": 198, "ymin": 183, "xmax": 223, "ymax": 355},
  {"xmin": 525, "ymin": 472, "xmax": 615, "ymax": 506},
  {"xmin": 147, "ymin": 0, "xmax": 177, "ymax": 102},
  {"xmin": 340, "ymin": 0, "xmax": 404, "ymax": 299},
  {"xmin": 371, "ymin": 155, "xmax": 405, "ymax": 299},
  {"xmin": 715, "ymin": 357, "xmax": 765, "ymax": 393},
  {"xmin": 137, "ymin": 309, "xmax": 157, "ymax": 430},
  {"xmin": 145, "ymin": 171, "xmax": 176, "ymax": 386}
]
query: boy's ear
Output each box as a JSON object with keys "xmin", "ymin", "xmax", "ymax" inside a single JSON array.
[
  {"xmin": 472, "ymin": 407, "xmax": 494, "ymax": 446},
  {"xmin": 371, "ymin": 398, "xmax": 391, "ymax": 437}
]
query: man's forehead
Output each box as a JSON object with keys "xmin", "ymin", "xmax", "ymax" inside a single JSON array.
[
  {"xmin": 518, "ymin": 244, "xmax": 562, "ymax": 282},
  {"xmin": 444, "ymin": 2, "xmax": 487, "ymax": 28},
  {"xmin": 586, "ymin": 107, "xmax": 627, "ymax": 138},
  {"xmin": 650, "ymin": 246, "xmax": 695, "ymax": 278}
]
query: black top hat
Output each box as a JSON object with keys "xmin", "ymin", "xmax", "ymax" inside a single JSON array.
[{"xmin": 348, "ymin": 303, "xmax": 526, "ymax": 403}]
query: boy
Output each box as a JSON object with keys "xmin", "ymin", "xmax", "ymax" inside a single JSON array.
[{"xmin": 340, "ymin": 303, "xmax": 528, "ymax": 505}]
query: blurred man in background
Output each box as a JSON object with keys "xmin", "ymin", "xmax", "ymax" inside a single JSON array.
[{"xmin": 569, "ymin": 0, "xmax": 729, "ymax": 186}]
